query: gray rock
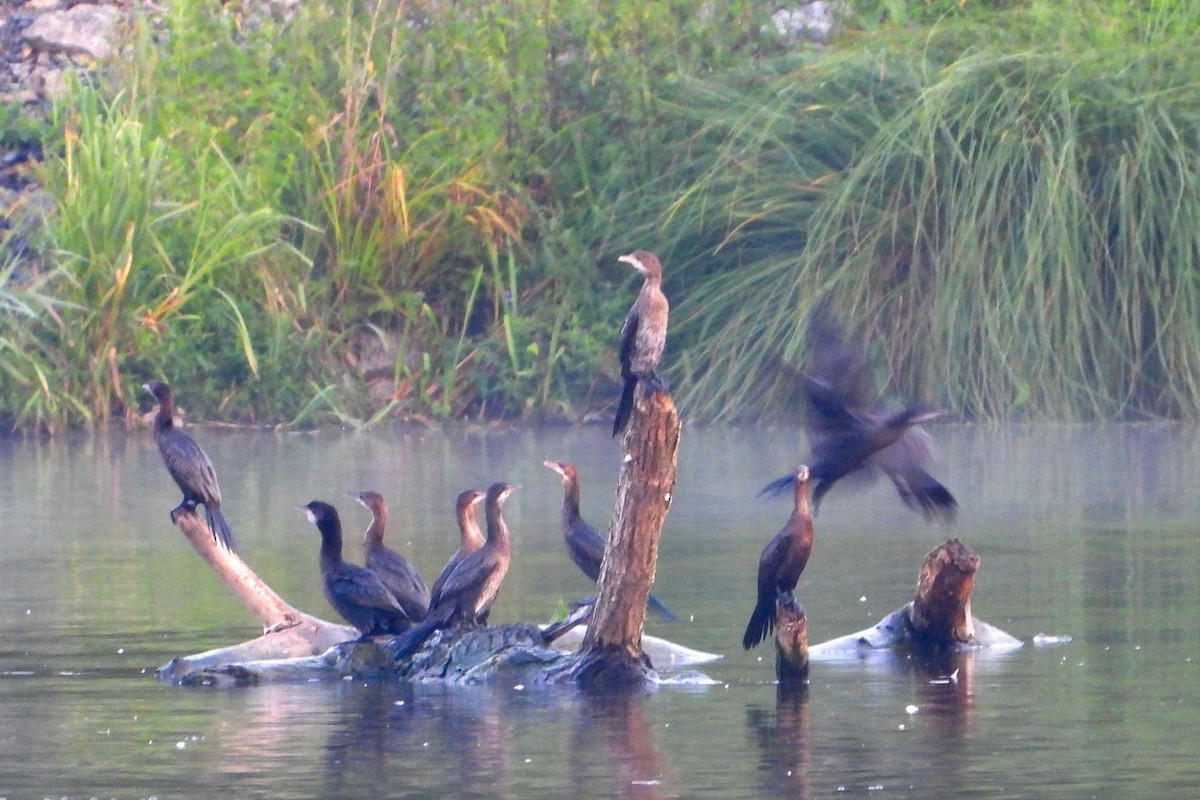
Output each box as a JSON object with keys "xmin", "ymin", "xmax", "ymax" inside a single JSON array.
[{"xmin": 21, "ymin": 4, "xmax": 122, "ymax": 60}]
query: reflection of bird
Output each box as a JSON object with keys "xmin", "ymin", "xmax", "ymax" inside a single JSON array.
[
  {"xmin": 392, "ymin": 483, "xmax": 518, "ymax": 658},
  {"xmin": 760, "ymin": 318, "xmax": 956, "ymax": 520},
  {"xmin": 744, "ymin": 466, "xmax": 814, "ymax": 649},
  {"xmin": 428, "ymin": 489, "xmax": 487, "ymax": 608},
  {"xmin": 301, "ymin": 500, "xmax": 411, "ymax": 638},
  {"xmin": 543, "ymin": 460, "xmax": 678, "ymax": 620},
  {"xmin": 613, "ymin": 250, "xmax": 669, "ymax": 436},
  {"xmin": 348, "ymin": 491, "xmax": 430, "ymax": 622},
  {"xmin": 144, "ymin": 380, "xmax": 237, "ymax": 551}
]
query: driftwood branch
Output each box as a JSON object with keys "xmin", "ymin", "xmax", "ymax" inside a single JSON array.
[{"xmin": 156, "ymin": 509, "xmax": 354, "ymax": 683}]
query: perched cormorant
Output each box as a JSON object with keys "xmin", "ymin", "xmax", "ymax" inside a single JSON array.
[
  {"xmin": 392, "ymin": 482, "xmax": 517, "ymax": 658},
  {"xmin": 428, "ymin": 489, "xmax": 487, "ymax": 608},
  {"xmin": 348, "ymin": 490, "xmax": 430, "ymax": 622},
  {"xmin": 744, "ymin": 466, "xmax": 814, "ymax": 650},
  {"xmin": 301, "ymin": 500, "xmax": 412, "ymax": 639},
  {"xmin": 543, "ymin": 460, "xmax": 677, "ymax": 620},
  {"xmin": 144, "ymin": 380, "xmax": 237, "ymax": 551},
  {"xmin": 760, "ymin": 318, "xmax": 956, "ymax": 520},
  {"xmin": 613, "ymin": 250, "xmax": 669, "ymax": 436}
]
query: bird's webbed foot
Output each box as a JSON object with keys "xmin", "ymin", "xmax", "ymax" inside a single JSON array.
[
  {"xmin": 641, "ymin": 371, "xmax": 670, "ymax": 393},
  {"xmin": 169, "ymin": 499, "xmax": 198, "ymax": 524}
]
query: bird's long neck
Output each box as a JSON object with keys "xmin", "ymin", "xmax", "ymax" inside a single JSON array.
[
  {"xmin": 791, "ymin": 476, "xmax": 813, "ymax": 546},
  {"xmin": 318, "ymin": 518, "xmax": 344, "ymax": 574},
  {"xmin": 363, "ymin": 505, "xmax": 386, "ymax": 547},
  {"xmin": 153, "ymin": 398, "xmax": 176, "ymax": 434},
  {"xmin": 485, "ymin": 500, "xmax": 510, "ymax": 551},
  {"xmin": 458, "ymin": 504, "xmax": 484, "ymax": 549},
  {"xmin": 560, "ymin": 476, "xmax": 582, "ymax": 527}
]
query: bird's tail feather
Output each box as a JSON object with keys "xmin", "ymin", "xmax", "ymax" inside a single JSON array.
[
  {"xmin": 391, "ymin": 615, "xmax": 442, "ymax": 660},
  {"xmin": 742, "ymin": 597, "xmax": 776, "ymax": 650},
  {"xmin": 206, "ymin": 506, "xmax": 239, "ymax": 552},
  {"xmin": 613, "ymin": 375, "xmax": 637, "ymax": 437}
]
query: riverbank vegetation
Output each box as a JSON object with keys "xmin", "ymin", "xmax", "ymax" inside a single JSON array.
[{"xmin": 2, "ymin": 0, "xmax": 1199, "ymax": 432}]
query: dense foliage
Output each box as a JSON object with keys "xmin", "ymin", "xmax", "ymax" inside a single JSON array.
[{"xmin": 2, "ymin": 0, "xmax": 1199, "ymax": 431}]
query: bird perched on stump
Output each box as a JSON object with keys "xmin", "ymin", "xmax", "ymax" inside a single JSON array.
[
  {"xmin": 613, "ymin": 250, "xmax": 669, "ymax": 436},
  {"xmin": 144, "ymin": 380, "xmax": 237, "ymax": 552},
  {"xmin": 348, "ymin": 490, "xmax": 430, "ymax": 622},
  {"xmin": 744, "ymin": 465, "xmax": 815, "ymax": 650}
]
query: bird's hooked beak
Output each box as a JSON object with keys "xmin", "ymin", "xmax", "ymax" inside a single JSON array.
[
  {"xmin": 618, "ymin": 253, "xmax": 645, "ymax": 274},
  {"xmin": 542, "ymin": 460, "xmax": 566, "ymax": 478}
]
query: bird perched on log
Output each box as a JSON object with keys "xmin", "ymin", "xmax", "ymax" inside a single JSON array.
[
  {"xmin": 348, "ymin": 490, "xmax": 430, "ymax": 622},
  {"xmin": 613, "ymin": 250, "xmax": 669, "ymax": 436},
  {"xmin": 744, "ymin": 465, "xmax": 815, "ymax": 650},
  {"xmin": 543, "ymin": 460, "xmax": 677, "ymax": 620},
  {"xmin": 301, "ymin": 500, "xmax": 412, "ymax": 639},
  {"xmin": 428, "ymin": 488, "xmax": 487, "ymax": 608},
  {"xmin": 760, "ymin": 317, "xmax": 956, "ymax": 520},
  {"xmin": 392, "ymin": 482, "xmax": 518, "ymax": 659},
  {"xmin": 144, "ymin": 380, "xmax": 237, "ymax": 551}
]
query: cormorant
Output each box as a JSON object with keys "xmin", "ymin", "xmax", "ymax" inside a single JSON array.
[
  {"xmin": 744, "ymin": 466, "xmax": 814, "ymax": 650},
  {"xmin": 613, "ymin": 250, "xmax": 669, "ymax": 436},
  {"xmin": 301, "ymin": 500, "xmax": 412, "ymax": 638},
  {"xmin": 392, "ymin": 482, "xmax": 517, "ymax": 658},
  {"xmin": 348, "ymin": 490, "xmax": 430, "ymax": 622},
  {"xmin": 543, "ymin": 460, "xmax": 677, "ymax": 620},
  {"xmin": 144, "ymin": 380, "xmax": 237, "ymax": 551},
  {"xmin": 760, "ymin": 319, "xmax": 956, "ymax": 520},
  {"xmin": 428, "ymin": 489, "xmax": 487, "ymax": 608}
]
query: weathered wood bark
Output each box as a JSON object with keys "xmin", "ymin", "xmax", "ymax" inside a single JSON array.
[
  {"xmin": 155, "ymin": 509, "xmax": 354, "ymax": 683},
  {"xmin": 566, "ymin": 383, "xmax": 681, "ymax": 688},
  {"xmin": 774, "ymin": 591, "xmax": 809, "ymax": 682},
  {"xmin": 808, "ymin": 538, "xmax": 1022, "ymax": 657}
]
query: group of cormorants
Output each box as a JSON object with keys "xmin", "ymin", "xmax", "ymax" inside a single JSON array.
[{"xmin": 145, "ymin": 250, "xmax": 957, "ymax": 664}]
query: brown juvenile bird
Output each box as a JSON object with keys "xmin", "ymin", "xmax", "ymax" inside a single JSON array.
[
  {"xmin": 428, "ymin": 488, "xmax": 487, "ymax": 608},
  {"xmin": 392, "ymin": 482, "xmax": 518, "ymax": 658},
  {"xmin": 744, "ymin": 466, "xmax": 814, "ymax": 650},
  {"xmin": 144, "ymin": 380, "xmax": 237, "ymax": 551},
  {"xmin": 348, "ymin": 490, "xmax": 430, "ymax": 622},
  {"xmin": 613, "ymin": 250, "xmax": 669, "ymax": 436},
  {"xmin": 543, "ymin": 460, "xmax": 677, "ymax": 620}
]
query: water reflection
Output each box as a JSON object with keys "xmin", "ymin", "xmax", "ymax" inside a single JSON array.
[
  {"xmin": 746, "ymin": 684, "xmax": 811, "ymax": 800},
  {"xmin": 571, "ymin": 691, "xmax": 676, "ymax": 800}
]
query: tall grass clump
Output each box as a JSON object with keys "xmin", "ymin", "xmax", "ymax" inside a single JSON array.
[{"xmin": 669, "ymin": 2, "xmax": 1200, "ymax": 421}]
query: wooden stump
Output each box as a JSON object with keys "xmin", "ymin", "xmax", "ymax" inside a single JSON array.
[
  {"xmin": 774, "ymin": 591, "xmax": 809, "ymax": 682},
  {"xmin": 568, "ymin": 383, "xmax": 681, "ymax": 689}
]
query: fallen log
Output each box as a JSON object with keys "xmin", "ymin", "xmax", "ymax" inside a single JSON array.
[
  {"xmin": 158, "ymin": 382, "xmax": 692, "ymax": 688},
  {"xmin": 807, "ymin": 538, "xmax": 1022, "ymax": 660}
]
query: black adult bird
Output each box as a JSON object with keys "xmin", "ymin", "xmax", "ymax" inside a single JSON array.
[
  {"xmin": 543, "ymin": 460, "xmax": 678, "ymax": 621},
  {"xmin": 428, "ymin": 488, "xmax": 487, "ymax": 608},
  {"xmin": 744, "ymin": 466, "xmax": 815, "ymax": 650},
  {"xmin": 760, "ymin": 319, "xmax": 956, "ymax": 520},
  {"xmin": 348, "ymin": 490, "xmax": 430, "ymax": 622},
  {"xmin": 613, "ymin": 250, "xmax": 669, "ymax": 436},
  {"xmin": 144, "ymin": 380, "xmax": 237, "ymax": 551},
  {"xmin": 301, "ymin": 500, "xmax": 412, "ymax": 639},
  {"xmin": 392, "ymin": 482, "xmax": 518, "ymax": 659}
]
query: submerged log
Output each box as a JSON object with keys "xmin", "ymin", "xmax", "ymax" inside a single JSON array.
[
  {"xmin": 809, "ymin": 538, "xmax": 1022, "ymax": 657},
  {"xmin": 159, "ymin": 383, "xmax": 691, "ymax": 688}
]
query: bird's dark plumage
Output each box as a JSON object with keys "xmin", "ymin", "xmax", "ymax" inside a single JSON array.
[
  {"xmin": 744, "ymin": 466, "xmax": 815, "ymax": 650},
  {"xmin": 760, "ymin": 319, "xmax": 956, "ymax": 520},
  {"xmin": 428, "ymin": 489, "xmax": 487, "ymax": 608},
  {"xmin": 144, "ymin": 380, "xmax": 237, "ymax": 551},
  {"xmin": 613, "ymin": 250, "xmax": 669, "ymax": 436},
  {"xmin": 301, "ymin": 500, "xmax": 411, "ymax": 638},
  {"xmin": 543, "ymin": 460, "xmax": 677, "ymax": 620},
  {"xmin": 349, "ymin": 491, "xmax": 430, "ymax": 622},
  {"xmin": 393, "ymin": 483, "xmax": 517, "ymax": 659}
]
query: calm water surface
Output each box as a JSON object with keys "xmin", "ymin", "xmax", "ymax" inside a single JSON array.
[{"xmin": 1, "ymin": 424, "xmax": 1198, "ymax": 798}]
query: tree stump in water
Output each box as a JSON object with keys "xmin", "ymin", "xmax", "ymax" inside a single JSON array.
[
  {"xmin": 557, "ymin": 382, "xmax": 681, "ymax": 689},
  {"xmin": 774, "ymin": 591, "xmax": 809, "ymax": 682}
]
